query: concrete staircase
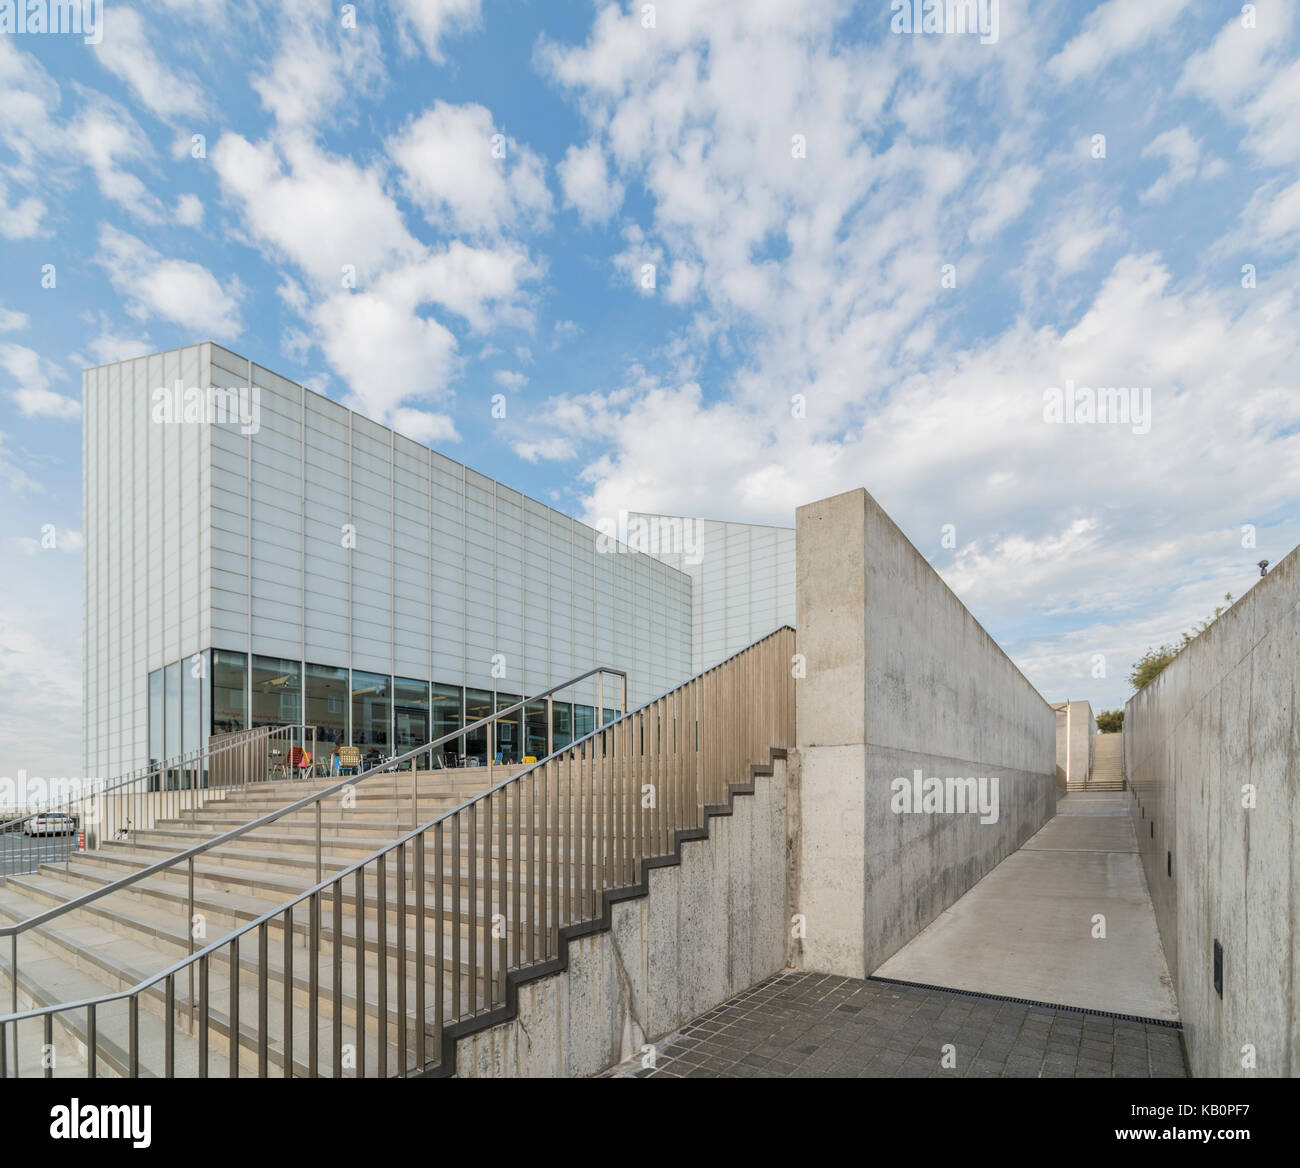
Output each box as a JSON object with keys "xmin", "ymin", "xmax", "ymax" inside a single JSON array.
[
  {"xmin": 0, "ymin": 767, "xmax": 514, "ymax": 1077},
  {"xmin": 1069, "ymin": 732, "xmax": 1126, "ymax": 792}
]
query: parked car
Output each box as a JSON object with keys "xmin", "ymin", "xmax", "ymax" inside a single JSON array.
[{"xmin": 21, "ymin": 812, "xmax": 77, "ymax": 836}]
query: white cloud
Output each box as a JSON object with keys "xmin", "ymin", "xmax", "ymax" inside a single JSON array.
[
  {"xmin": 513, "ymin": 437, "xmax": 576, "ymax": 463},
  {"xmin": 12, "ymin": 529, "xmax": 83, "ymax": 555},
  {"xmin": 250, "ymin": 0, "xmax": 384, "ymax": 130},
  {"xmin": 174, "ymin": 193, "xmax": 204, "ymax": 226},
  {"xmin": 0, "ymin": 343, "xmax": 79, "ymax": 419},
  {"xmin": 557, "ymin": 140, "xmax": 624, "ymax": 224},
  {"xmin": 1048, "ymin": 0, "xmax": 1192, "ymax": 84},
  {"xmin": 1139, "ymin": 126, "xmax": 1208, "ymax": 205},
  {"xmin": 212, "ymin": 134, "xmax": 423, "ymax": 288},
  {"xmin": 392, "ymin": 0, "xmax": 481, "ymax": 63},
  {"xmin": 494, "ymin": 370, "xmax": 527, "ymax": 390},
  {"xmin": 65, "ymin": 100, "xmax": 166, "ymax": 222},
  {"xmin": 213, "ymin": 131, "xmax": 543, "ymax": 424},
  {"xmin": 0, "ymin": 305, "xmax": 29, "ymax": 332},
  {"xmin": 389, "ymin": 102, "xmax": 551, "ymax": 236},
  {"xmin": 968, "ymin": 163, "xmax": 1041, "ymax": 243},
  {"xmin": 95, "ymin": 224, "xmax": 243, "ymax": 338},
  {"xmin": 89, "ymin": 5, "xmax": 206, "ymax": 120},
  {"xmin": 0, "ymin": 176, "xmax": 44, "ymax": 238},
  {"xmin": 390, "ymin": 407, "xmax": 460, "ymax": 445}
]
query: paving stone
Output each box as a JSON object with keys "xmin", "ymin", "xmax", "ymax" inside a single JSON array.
[{"xmin": 598, "ymin": 971, "xmax": 1182, "ymax": 1079}]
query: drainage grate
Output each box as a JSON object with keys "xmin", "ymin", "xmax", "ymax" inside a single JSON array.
[{"xmin": 867, "ymin": 975, "xmax": 1183, "ymax": 1029}]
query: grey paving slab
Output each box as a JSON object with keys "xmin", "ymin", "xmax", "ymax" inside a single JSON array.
[
  {"xmin": 602, "ymin": 971, "xmax": 1185, "ymax": 1078},
  {"xmin": 872, "ymin": 793, "xmax": 1179, "ymax": 1020}
]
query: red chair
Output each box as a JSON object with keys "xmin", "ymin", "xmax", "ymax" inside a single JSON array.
[{"xmin": 289, "ymin": 747, "xmax": 313, "ymax": 778}]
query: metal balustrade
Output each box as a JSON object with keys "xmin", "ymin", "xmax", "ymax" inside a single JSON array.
[
  {"xmin": 0, "ymin": 724, "xmax": 313, "ymax": 882},
  {"xmin": 0, "ymin": 629, "xmax": 793, "ymax": 1077}
]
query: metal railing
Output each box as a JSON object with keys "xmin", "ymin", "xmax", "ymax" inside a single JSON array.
[
  {"xmin": 0, "ymin": 724, "xmax": 316, "ymax": 882},
  {"xmin": 0, "ymin": 628, "xmax": 793, "ymax": 1078},
  {"xmin": 0, "ymin": 665, "xmax": 629, "ymax": 1076}
]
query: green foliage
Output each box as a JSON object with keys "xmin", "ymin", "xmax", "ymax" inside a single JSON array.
[
  {"xmin": 1095, "ymin": 709, "xmax": 1124, "ymax": 733},
  {"xmin": 1128, "ymin": 594, "xmax": 1234, "ymax": 691}
]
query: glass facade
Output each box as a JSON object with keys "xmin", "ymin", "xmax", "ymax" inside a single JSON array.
[
  {"xmin": 525, "ymin": 700, "xmax": 548, "ymax": 759},
  {"xmin": 551, "ymin": 700, "xmax": 573, "ymax": 751},
  {"xmin": 494, "ymin": 693, "xmax": 521, "ymax": 764},
  {"xmin": 305, "ymin": 663, "xmax": 348, "ymax": 749},
  {"xmin": 147, "ymin": 648, "xmax": 618, "ymax": 777},
  {"xmin": 351, "ymin": 671, "xmax": 391, "ymax": 763},
  {"xmin": 394, "ymin": 677, "xmax": 430, "ymax": 768},
  {"xmin": 251, "ymin": 655, "xmax": 301, "ymax": 729},
  {"xmin": 431, "ymin": 684, "xmax": 462, "ymax": 765},
  {"xmin": 463, "ymin": 688, "xmax": 491, "ymax": 765},
  {"xmin": 212, "ymin": 650, "xmax": 247, "ymax": 735}
]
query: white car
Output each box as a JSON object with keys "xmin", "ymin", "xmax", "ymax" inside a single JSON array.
[{"xmin": 21, "ymin": 813, "xmax": 77, "ymax": 836}]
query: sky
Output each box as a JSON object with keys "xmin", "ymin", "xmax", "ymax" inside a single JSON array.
[{"xmin": 1, "ymin": 0, "xmax": 1298, "ymax": 782}]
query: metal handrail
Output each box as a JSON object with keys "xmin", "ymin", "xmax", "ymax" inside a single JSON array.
[
  {"xmin": 0, "ymin": 724, "xmax": 316, "ymax": 885},
  {"xmin": 0, "ymin": 666, "xmax": 625, "ymax": 940},
  {"xmin": 0, "ymin": 722, "xmax": 301, "ymax": 835},
  {"xmin": 0, "ymin": 632, "xmax": 793, "ymax": 1077}
]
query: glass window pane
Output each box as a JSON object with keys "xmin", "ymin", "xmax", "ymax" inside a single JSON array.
[
  {"xmin": 574, "ymin": 704, "xmax": 594, "ymax": 740},
  {"xmin": 394, "ymin": 677, "xmax": 430, "ymax": 768},
  {"xmin": 164, "ymin": 662, "xmax": 181, "ymax": 759},
  {"xmin": 494, "ymin": 693, "xmax": 520, "ymax": 764},
  {"xmin": 464, "ymin": 688, "xmax": 492, "ymax": 765},
  {"xmin": 305, "ymin": 663, "xmax": 348, "ymax": 752},
  {"xmin": 164, "ymin": 662, "xmax": 181, "ymax": 791},
  {"xmin": 212, "ymin": 650, "xmax": 247, "ymax": 736},
  {"xmin": 525, "ymin": 700, "xmax": 548, "ymax": 759},
  {"xmin": 182, "ymin": 657, "xmax": 201, "ymax": 787},
  {"xmin": 251, "ymin": 656, "xmax": 302, "ymax": 729},
  {"xmin": 351, "ymin": 671, "xmax": 391, "ymax": 764},
  {"xmin": 551, "ymin": 701, "xmax": 573, "ymax": 751},
  {"xmin": 432, "ymin": 684, "xmax": 462, "ymax": 766}
]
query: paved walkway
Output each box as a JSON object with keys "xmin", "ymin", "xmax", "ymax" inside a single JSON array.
[
  {"xmin": 874, "ymin": 791, "xmax": 1178, "ymax": 1020},
  {"xmin": 604, "ymin": 971, "xmax": 1186, "ymax": 1078}
]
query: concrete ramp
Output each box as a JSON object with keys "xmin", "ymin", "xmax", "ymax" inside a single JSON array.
[{"xmin": 873, "ymin": 792, "xmax": 1178, "ymax": 1022}]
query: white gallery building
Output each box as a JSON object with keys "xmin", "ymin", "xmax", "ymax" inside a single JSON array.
[{"xmin": 82, "ymin": 343, "xmax": 795, "ymax": 781}]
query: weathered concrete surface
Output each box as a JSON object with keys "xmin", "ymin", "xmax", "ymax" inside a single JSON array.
[
  {"xmin": 1052, "ymin": 700, "xmax": 1096, "ymax": 789},
  {"xmin": 793, "ymin": 488, "xmax": 1056, "ymax": 980},
  {"xmin": 1125, "ymin": 546, "xmax": 1300, "ymax": 1077},
  {"xmin": 454, "ymin": 760, "xmax": 788, "ymax": 1077},
  {"xmin": 875, "ymin": 792, "xmax": 1178, "ymax": 1021}
]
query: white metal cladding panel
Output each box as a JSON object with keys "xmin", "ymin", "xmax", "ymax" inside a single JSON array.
[
  {"xmin": 83, "ymin": 346, "xmax": 212, "ymax": 777},
  {"xmin": 86, "ymin": 345, "xmax": 693, "ymax": 773},
  {"xmin": 248, "ymin": 378, "xmax": 303, "ymax": 654}
]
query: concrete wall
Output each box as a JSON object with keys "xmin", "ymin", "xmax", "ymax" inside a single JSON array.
[
  {"xmin": 792, "ymin": 488, "xmax": 1057, "ymax": 979},
  {"xmin": 1125, "ymin": 548, "xmax": 1300, "ymax": 1077},
  {"xmin": 454, "ymin": 758, "xmax": 789, "ymax": 1076},
  {"xmin": 1052, "ymin": 700, "xmax": 1096, "ymax": 788}
]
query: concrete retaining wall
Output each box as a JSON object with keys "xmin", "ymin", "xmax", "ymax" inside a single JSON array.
[
  {"xmin": 792, "ymin": 488, "xmax": 1057, "ymax": 979},
  {"xmin": 454, "ymin": 758, "xmax": 789, "ymax": 1077},
  {"xmin": 1125, "ymin": 548, "xmax": 1299, "ymax": 1077},
  {"xmin": 1053, "ymin": 700, "xmax": 1096, "ymax": 788}
]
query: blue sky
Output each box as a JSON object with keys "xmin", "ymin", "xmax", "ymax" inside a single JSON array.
[{"xmin": 2, "ymin": 0, "xmax": 1299, "ymax": 780}]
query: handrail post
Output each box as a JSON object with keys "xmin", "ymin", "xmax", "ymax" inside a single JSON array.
[
  {"xmin": 187, "ymin": 856, "xmax": 195, "ymax": 1028},
  {"xmin": 316, "ymin": 801, "xmax": 322, "ymax": 885},
  {"xmin": 546, "ymin": 696, "xmax": 553, "ymax": 758}
]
